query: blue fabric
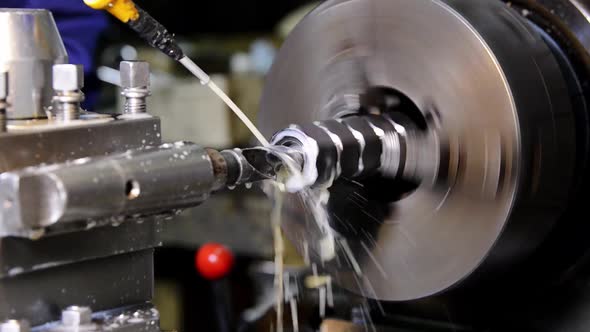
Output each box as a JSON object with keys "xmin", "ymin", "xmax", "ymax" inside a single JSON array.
[{"xmin": 0, "ymin": 0, "xmax": 109, "ymax": 109}]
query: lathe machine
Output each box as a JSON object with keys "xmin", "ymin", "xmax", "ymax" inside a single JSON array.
[{"xmin": 1, "ymin": 0, "xmax": 590, "ymax": 331}]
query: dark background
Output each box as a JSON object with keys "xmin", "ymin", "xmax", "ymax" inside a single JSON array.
[{"xmin": 100, "ymin": 0, "xmax": 316, "ymax": 41}]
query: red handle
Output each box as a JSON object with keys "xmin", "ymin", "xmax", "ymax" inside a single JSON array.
[{"xmin": 195, "ymin": 242, "xmax": 235, "ymax": 280}]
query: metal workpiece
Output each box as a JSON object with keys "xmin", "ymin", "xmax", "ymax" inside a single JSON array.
[
  {"xmin": 0, "ymin": 142, "xmax": 215, "ymax": 237},
  {"xmin": 266, "ymin": 113, "xmax": 436, "ymax": 191},
  {"xmin": 50, "ymin": 64, "xmax": 84, "ymax": 122},
  {"xmin": 210, "ymin": 112, "xmax": 435, "ymax": 193},
  {"xmin": 372, "ymin": 113, "xmax": 439, "ymax": 183},
  {"xmin": 259, "ymin": 0, "xmax": 578, "ymax": 301},
  {"xmin": 0, "ymin": 9, "xmax": 68, "ymax": 119},
  {"xmin": 120, "ymin": 61, "xmax": 150, "ymax": 115},
  {"xmin": 0, "ymin": 72, "xmax": 8, "ymax": 133},
  {"xmin": 218, "ymin": 112, "xmax": 436, "ymax": 193},
  {"xmin": 0, "ymin": 320, "xmax": 29, "ymax": 332}
]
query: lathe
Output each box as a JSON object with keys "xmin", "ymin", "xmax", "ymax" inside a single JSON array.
[{"xmin": 1, "ymin": 0, "xmax": 590, "ymax": 331}]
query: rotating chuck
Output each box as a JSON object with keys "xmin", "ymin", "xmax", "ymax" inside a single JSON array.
[{"xmin": 256, "ymin": 0, "xmax": 585, "ymax": 302}]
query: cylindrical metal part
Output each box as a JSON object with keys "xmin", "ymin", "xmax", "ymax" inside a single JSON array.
[
  {"xmin": 269, "ymin": 113, "xmax": 428, "ymax": 189},
  {"xmin": 0, "ymin": 9, "xmax": 68, "ymax": 119},
  {"xmin": 317, "ymin": 120, "xmax": 361, "ymax": 178},
  {"xmin": 124, "ymin": 94, "xmax": 148, "ymax": 114},
  {"xmin": 341, "ymin": 116, "xmax": 382, "ymax": 177},
  {"xmin": 0, "ymin": 142, "xmax": 216, "ymax": 236},
  {"xmin": 51, "ymin": 97, "xmax": 81, "ymax": 122}
]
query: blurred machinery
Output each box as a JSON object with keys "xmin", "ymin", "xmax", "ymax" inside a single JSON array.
[
  {"xmin": 1, "ymin": 0, "xmax": 590, "ymax": 331},
  {"xmin": 257, "ymin": 0, "xmax": 590, "ymax": 330}
]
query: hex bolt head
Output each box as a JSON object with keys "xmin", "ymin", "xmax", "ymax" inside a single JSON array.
[
  {"xmin": 61, "ymin": 306, "xmax": 92, "ymax": 327},
  {"xmin": 0, "ymin": 72, "xmax": 8, "ymax": 100},
  {"xmin": 120, "ymin": 61, "xmax": 150, "ymax": 88},
  {"xmin": 0, "ymin": 320, "xmax": 30, "ymax": 332},
  {"xmin": 53, "ymin": 64, "xmax": 84, "ymax": 91}
]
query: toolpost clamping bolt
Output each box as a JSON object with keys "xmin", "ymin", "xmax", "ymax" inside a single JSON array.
[
  {"xmin": 120, "ymin": 60, "xmax": 151, "ymax": 115},
  {"xmin": 61, "ymin": 305, "xmax": 93, "ymax": 327},
  {"xmin": 51, "ymin": 64, "xmax": 85, "ymax": 122}
]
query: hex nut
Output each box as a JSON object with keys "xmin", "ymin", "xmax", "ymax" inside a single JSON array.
[
  {"xmin": 61, "ymin": 306, "xmax": 92, "ymax": 327},
  {"xmin": 120, "ymin": 61, "xmax": 150, "ymax": 88},
  {"xmin": 53, "ymin": 64, "xmax": 84, "ymax": 91}
]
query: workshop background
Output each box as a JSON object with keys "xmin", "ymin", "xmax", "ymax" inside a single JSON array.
[{"xmin": 90, "ymin": 1, "xmax": 318, "ymax": 331}]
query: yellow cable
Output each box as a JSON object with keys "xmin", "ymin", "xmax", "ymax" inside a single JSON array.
[{"xmin": 83, "ymin": 0, "xmax": 139, "ymax": 23}]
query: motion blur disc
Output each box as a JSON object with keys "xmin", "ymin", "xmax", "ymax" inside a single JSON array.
[{"xmin": 259, "ymin": 0, "xmax": 576, "ymax": 301}]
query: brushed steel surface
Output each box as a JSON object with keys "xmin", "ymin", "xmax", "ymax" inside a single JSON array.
[
  {"xmin": 0, "ymin": 250, "xmax": 155, "ymax": 327},
  {"xmin": 0, "ymin": 117, "xmax": 162, "ymax": 173},
  {"xmin": 0, "ymin": 217, "xmax": 164, "ymax": 278},
  {"xmin": 0, "ymin": 142, "xmax": 215, "ymax": 237},
  {"xmin": 52, "ymin": 64, "xmax": 83, "ymax": 92},
  {"xmin": 259, "ymin": 0, "xmax": 576, "ymax": 300},
  {"xmin": 45, "ymin": 304, "xmax": 161, "ymax": 332},
  {"xmin": 0, "ymin": 9, "xmax": 68, "ymax": 119},
  {"xmin": 0, "ymin": 116, "xmax": 166, "ymax": 328}
]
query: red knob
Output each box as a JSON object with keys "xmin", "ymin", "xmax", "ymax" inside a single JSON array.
[{"xmin": 195, "ymin": 243, "xmax": 234, "ymax": 280}]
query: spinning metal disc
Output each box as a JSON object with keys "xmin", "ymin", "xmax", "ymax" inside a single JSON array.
[{"xmin": 259, "ymin": 0, "xmax": 576, "ymax": 301}]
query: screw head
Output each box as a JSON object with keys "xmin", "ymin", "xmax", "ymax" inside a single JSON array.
[
  {"xmin": 53, "ymin": 64, "xmax": 84, "ymax": 91},
  {"xmin": 0, "ymin": 320, "xmax": 30, "ymax": 332},
  {"xmin": 120, "ymin": 61, "xmax": 150, "ymax": 88},
  {"xmin": 61, "ymin": 306, "xmax": 92, "ymax": 327},
  {"xmin": 0, "ymin": 72, "xmax": 8, "ymax": 100}
]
